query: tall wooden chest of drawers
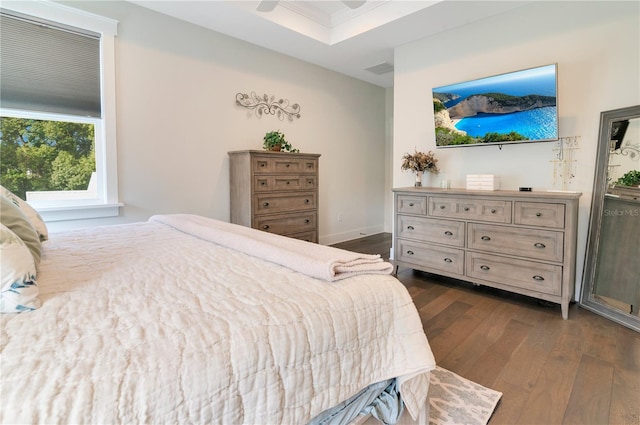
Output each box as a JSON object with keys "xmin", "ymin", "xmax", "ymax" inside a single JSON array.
[
  {"xmin": 229, "ymin": 150, "xmax": 320, "ymax": 242},
  {"xmin": 393, "ymin": 188, "xmax": 582, "ymax": 319}
]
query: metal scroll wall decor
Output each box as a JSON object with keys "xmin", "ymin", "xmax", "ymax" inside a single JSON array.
[{"xmin": 235, "ymin": 92, "xmax": 301, "ymax": 121}]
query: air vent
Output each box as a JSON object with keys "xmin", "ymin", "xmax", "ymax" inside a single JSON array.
[{"xmin": 365, "ymin": 62, "xmax": 394, "ymax": 75}]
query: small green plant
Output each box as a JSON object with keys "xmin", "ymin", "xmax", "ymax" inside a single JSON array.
[
  {"xmin": 615, "ymin": 170, "xmax": 640, "ymax": 187},
  {"xmin": 263, "ymin": 130, "xmax": 299, "ymax": 153}
]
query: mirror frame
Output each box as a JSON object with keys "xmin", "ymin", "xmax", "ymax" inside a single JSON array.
[{"xmin": 580, "ymin": 104, "xmax": 640, "ymax": 332}]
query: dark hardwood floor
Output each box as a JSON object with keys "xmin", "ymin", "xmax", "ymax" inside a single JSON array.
[{"xmin": 332, "ymin": 233, "xmax": 640, "ymax": 425}]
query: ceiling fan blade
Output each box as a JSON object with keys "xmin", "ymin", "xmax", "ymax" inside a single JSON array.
[
  {"xmin": 256, "ymin": 0, "xmax": 279, "ymax": 12},
  {"xmin": 342, "ymin": 0, "xmax": 366, "ymax": 9}
]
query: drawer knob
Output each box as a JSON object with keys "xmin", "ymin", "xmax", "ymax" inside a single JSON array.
[
  {"xmin": 263, "ymin": 202, "xmax": 269, "ymax": 207},
  {"xmin": 286, "ymin": 164, "xmax": 290, "ymax": 167},
  {"xmin": 464, "ymin": 207, "xmax": 470, "ymax": 212},
  {"xmin": 263, "ymin": 225, "xmax": 270, "ymax": 230},
  {"xmin": 536, "ymin": 212, "xmax": 542, "ymax": 217},
  {"xmin": 409, "ymin": 203, "xmax": 415, "ymax": 207},
  {"xmin": 533, "ymin": 275, "xmax": 545, "ymax": 281},
  {"xmin": 407, "ymin": 225, "xmax": 415, "ymax": 230},
  {"xmin": 444, "ymin": 231, "xmax": 453, "ymax": 236},
  {"xmin": 286, "ymin": 181, "xmax": 290, "ymax": 185},
  {"xmin": 480, "ymin": 265, "xmax": 490, "ymax": 271},
  {"xmin": 304, "ymin": 199, "xmax": 310, "ymax": 204},
  {"xmin": 481, "ymin": 235, "xmax": 491, "ymax": 241},
  {"xmin": 534, "ymin": 242, "xmax": 546, "ymax": 248},
  {"xmin": 305, "ymin": 219, "xmax": 310, "ymax": 223},
  {"xmin": 491, "ymin": 209, "xmax": 497, "ymax": 214},
  {"xmin": 440, "ymin": 205, "xmax": 445, "ymax": 210},
  {"xmin": 444, "ymin": 257, "xmax": 453, "ymax": 263},
  {"xmin": 407, "ymin": 250, "xmax": 415, "ymax": 255},
  {"xmin": 260, "ymin": 181, "xmax": 266, "ymax": 186}
]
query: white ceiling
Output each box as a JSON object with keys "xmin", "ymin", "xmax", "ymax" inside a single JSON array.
[{"xmin": 130, "ymin": 0, "xmax": 532, "ymax": 88}]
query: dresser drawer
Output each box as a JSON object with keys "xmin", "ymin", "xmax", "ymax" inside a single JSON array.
[
  {"xmin": 468, "ymin": 223, "xmax": 564, "ymax": 262},
  {"xmin": 430, "ymin": 197, "xmax": 512, "ymax": 223},
  {"xmin": 286, "ymin": 230, "xmax": 317, "ymax": 243},
  {"xmin": 254, "ymin": 211, "xmax": 316, "ymax": 235},
  {"xmin": 467, "ymin": 252, "xmax": 562, "ymax": 296},
  {"xmin": 254, "ymin": 175, "xmax": 317, "ymax": 192},
  {"xmin": 397, "ymin": 240, "xmax": 464, "ymax": 276},
  {"xmin": 254, "ymin": 192, "xmax": 316, "ymax": 214},
  {"xmin": 514, "ymin": 202, "xmax": 565, "ymax": 228},
  {"xmin": 253, "ymin": 156, "xmax": 318, "ymax": 174},
  {"xmin": 397, "ymin": 195, "xmax": 427, "ymax": 215},
  {"xmin": 397, "ymin": 215, "xmax": 465, "ymax": 247}
]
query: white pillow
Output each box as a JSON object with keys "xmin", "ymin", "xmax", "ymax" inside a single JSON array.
[
  {"xmin": 1, "ymin": 185, "xmax": 48, "ymax": 242},
  {"xmin": 1, "ymin": 224, "xmax": 41, "ymax": 313}
]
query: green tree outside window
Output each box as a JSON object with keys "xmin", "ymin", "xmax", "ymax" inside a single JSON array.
[{"xmin": 0, "ymin": 117, "xmax": 95, "ymax": 199}]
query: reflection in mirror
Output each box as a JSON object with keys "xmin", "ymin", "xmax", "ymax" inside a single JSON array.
[{"xmin": 581, "ymin": 105, "xmax": 640, "ymax": 332}]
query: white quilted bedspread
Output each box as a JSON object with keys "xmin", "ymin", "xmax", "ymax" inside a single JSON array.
[{"xmin": 0, "ymin": 218, "xmax": 435, "ymax": 424}]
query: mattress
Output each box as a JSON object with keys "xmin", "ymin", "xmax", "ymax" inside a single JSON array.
[{"xmin": 0, "ymin": 216, "xmax": 435, "ymax": 424}]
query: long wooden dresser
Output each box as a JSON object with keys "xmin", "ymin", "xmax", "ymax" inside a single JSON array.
[
  {"xmin": 229, "ymin": 150, "xmax": 320, "ymax": 242},
  {"xmin": 393, "ymin": 187, "xmax": 582, "ymax": 319}
]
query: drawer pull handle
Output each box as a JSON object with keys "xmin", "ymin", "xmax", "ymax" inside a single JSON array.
[
  {"xmin": 480, "ymin": 265, "xmax": 490, "ymax": 271},
  {"xmin": 407, "ymin": 225, "xmax": 415, "ymax": 230},
  {"xmin": 305, "ymin": 219, "xmax": 310, "ymax": 223},
  {"xmin": 444, "ymin": 231, "xmax": 453, "ymax": 236},
  {"xmin": 464, "ymin": 207, "xmax": 470, "ymax": 211},
  {"xmin": 440, "ymin": 205, "xmax": 445, "ymax": 210},
  {"xmin": 286, "ymin": 164, "xmax": 290, "ymax": 167},
  {"xmin": 534, "ymin": 242, "xmax": 546, "ymax": 248},
  {"xmin": 409, "ymin": 203, "xmax": 414, "ymax": 207},
  {"xmin": 491, "ymin": 209, "xmax": 496, "ymax": 213},
  {"xmin": 481, "ymin": 236, "xmax": 491, "ymax": 241},
  {"xmin": 286, "ymin": 181, "xmax": 290, "ymax": 185},
  {"xmin": 444, "ymin": 258, "xmax": 453, "ymax": 263},
  {"xmin": 536, "ymin": 212, "xmax": 542, "ymax": 217},
  {"xmin": 263, "ymin": 225, "xmax": 270, "ymax": 230},
  {"xmin": 308, "ymin": 164, "xmax": 312, "ymax": 168},
  {"xmin": 260, "ymin": 181, "xmax": 266, "ymax": 185},
  {"xmin": 260, "ymin": 163, "xmax": 266, "ymax": 167},
  {"xmin": 407, "ymin": 250, "xmax": 415, "ymax": 255},
  {"xmin": 533, "ymin": 275, "xmax": 545, "ymax": 281},
  {"xmin": 304, "ymin": 199, "xmax": 310, "ymax": 204},
  {"xmin": 263, "ymin": 202, "xmax": 269, "ymax": 207}
]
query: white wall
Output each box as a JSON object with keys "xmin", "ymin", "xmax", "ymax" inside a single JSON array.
[
  {"xmin": 50, "ymin": 0, "xmax": 387, "ymax": 245},
  {"xmin": 393, "ymin": 1, "xmax": 640, "ymax": 297}
]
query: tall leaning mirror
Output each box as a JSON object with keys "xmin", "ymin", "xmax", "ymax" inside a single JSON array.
[{"xmin": 580, "ymin": 105, "xmax": 640, "ymax": 332}]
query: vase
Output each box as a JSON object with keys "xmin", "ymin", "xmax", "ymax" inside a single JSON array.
[{"xmin": 414, "ymin": 171, "xmax": 423, "ymax": 187}]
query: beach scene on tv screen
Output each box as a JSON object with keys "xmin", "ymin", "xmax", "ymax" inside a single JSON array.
[{"xmin": 433, "ymin": 64, "xmax": 558, "ymax": 147}]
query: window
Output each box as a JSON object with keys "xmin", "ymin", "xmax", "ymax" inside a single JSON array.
[{"xmin": 0, "ymin": 2, "xmax": 119, "ymax": 221}]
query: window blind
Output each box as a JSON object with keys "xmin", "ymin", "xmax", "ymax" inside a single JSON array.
[{"xmin": 0, "ymin": 11, "xmax": 101, "ymax": 118}]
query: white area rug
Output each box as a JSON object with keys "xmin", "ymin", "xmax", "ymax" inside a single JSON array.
[{"xmin": 428, "ymin": 366, "xmax": 502, "ymax": 425}]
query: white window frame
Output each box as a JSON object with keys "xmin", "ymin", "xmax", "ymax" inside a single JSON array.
[{"xmin": 1, "ymin": 0, "xmax": 120, "ymax": 222}]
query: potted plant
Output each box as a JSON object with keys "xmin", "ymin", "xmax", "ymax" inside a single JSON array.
[
  {"xmin": 263, "ymin": 130, "xmax": 299, "ymax": 153},
  {"xmin": 401, "ymin": 149, "xmax": 439, "ymax": 187},
  {"xmin": 609, "ymin": 169, "xmax": 640, "ymax": 200},
  {"xmin": 614, "ymin": 170, "xmax": 640, "ymax": 187}
]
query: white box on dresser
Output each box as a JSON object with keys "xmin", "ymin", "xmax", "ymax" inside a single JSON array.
[
  {"xmin": 466, "ymin": 174, "xmax": 500, "ymax": 190},
  {"xmin": 393, "ymin": 187, "xmax": 582, "ymax": 319}
]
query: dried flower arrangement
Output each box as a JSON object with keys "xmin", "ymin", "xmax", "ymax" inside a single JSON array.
[{"xmin": 401, "ymin": 149, "xmax": 439, "ymax": 174}]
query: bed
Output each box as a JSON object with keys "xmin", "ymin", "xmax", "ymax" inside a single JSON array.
[{"xmin": 1, "ymin": 209, "xmax": 436, "ymax": 424}]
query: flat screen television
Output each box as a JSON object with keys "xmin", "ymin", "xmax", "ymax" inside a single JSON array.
[{"xmin": 433, "ymin": 64, "xmax": 558, "ymax": 148}]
